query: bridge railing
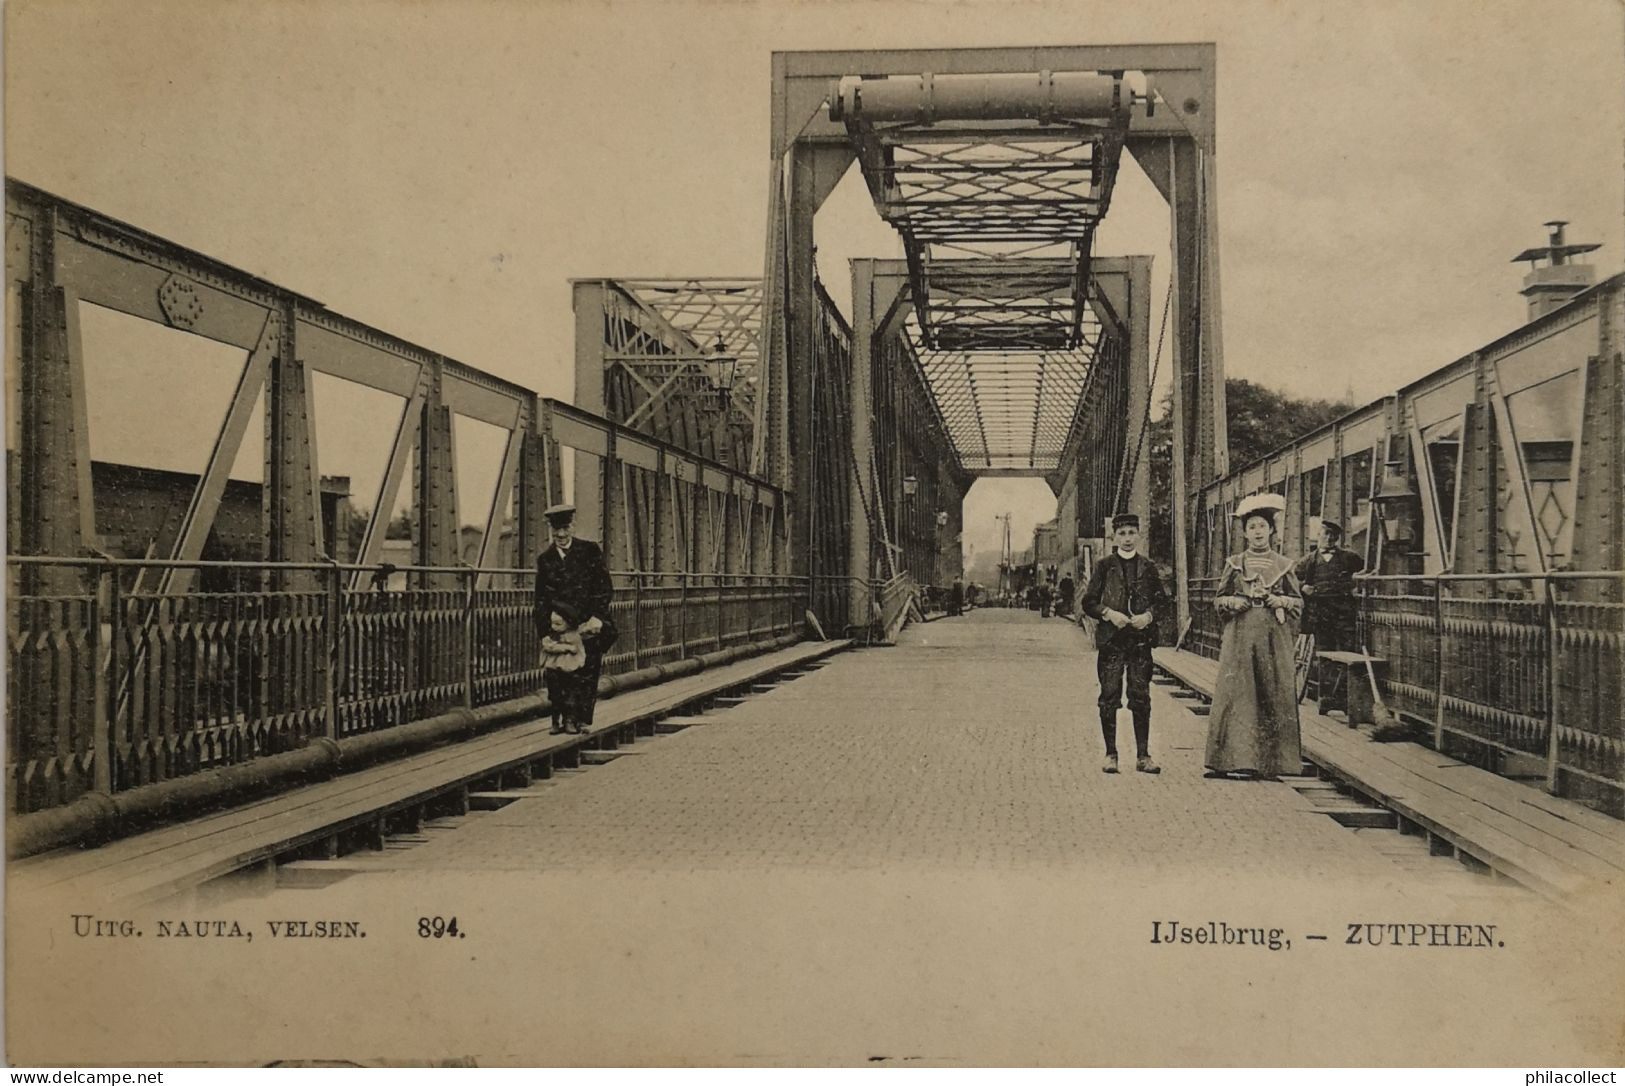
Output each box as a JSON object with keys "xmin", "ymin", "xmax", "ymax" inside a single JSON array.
[
  {"xmin": 1179, "ymin": 577, "xmax": 1224, "ymax": 659},
  {"xmin": 1355, "ymin": 571, "xmax": 1623, "ymax": 815},
  {"xmin": 1176, "ymin": 570, "xmax": 1621, "ymax": 815},
  {"xmin": 6, "ymin": 556, "xmax": 810, "ymax": 814}
]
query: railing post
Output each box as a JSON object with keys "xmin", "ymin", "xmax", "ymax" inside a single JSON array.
[
  {"xmin": 678, "ymin": 571, "xmax": 689, "ymax": 657},
  {"xmin": 632, "ymin": 573, "xmax": 643, "ymax": 670},
  {"xmin": 716, "ymin": 572, "xmax": 725, "ymax": 650},
  {"xmin": 1433, "ymin": 576, "xmax": 1445, "ymax": 751},
  {"xmin": 322, "ymin": 562, "xmax": 342, "ymax": 741},
  {"xmin": 747, "ymin": 575, "xmax": 757, "ymax": 643},
  {"xmin": 462, "ymin": 568, "xmax": 476, "ymax": 710},
  {"xmin": 1544, "ymin": 575, "xmax": 1560, "ymax": 794},
  {"xmin": 90, "ymin": 564, "xmax": 112, "ymax": 794}
]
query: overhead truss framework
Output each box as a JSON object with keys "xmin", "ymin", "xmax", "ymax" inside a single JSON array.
[
  {"xmin": 868, "ymin": 257, "xmax": 1140, "ymax": 478},
  {"xmin": 831, "ymin": 70, "xmax": 1139, "ymax": 354},
  {"xmin": 897, "ymin": 258, "xmax": 1120, "ymax": 472}
]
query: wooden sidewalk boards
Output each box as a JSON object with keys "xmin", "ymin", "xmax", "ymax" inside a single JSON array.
[
  {"xmin": 1153, "ymin": 647, "xmax": 1625, "ymax": 904},
  {"xmin": 9, "ymin": 639, "xmax": 851, "ymax": 907}
]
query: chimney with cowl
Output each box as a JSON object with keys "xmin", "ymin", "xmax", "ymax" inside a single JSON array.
[{"xmin": 1513, "ymin": 221, "xmax": 1601, "ymax": 322}]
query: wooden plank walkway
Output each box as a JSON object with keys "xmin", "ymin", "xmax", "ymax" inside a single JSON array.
[
  {"xmin": 10, "ymin": 639, "xmax": 849, "ymax": 906},
  {"xmin": 1153, "ymin": 646, "xmax": 1625, "ymax": 903}
]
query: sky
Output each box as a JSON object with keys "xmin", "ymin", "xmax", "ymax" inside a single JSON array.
[{"xmin": 7, "ymin": 0, "xmax": 1623, "ymax": 559}]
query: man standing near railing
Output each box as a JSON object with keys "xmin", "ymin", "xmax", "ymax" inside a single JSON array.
[
  {"xmin": 1081, "ymin": 513, "xmax": 1169, "ymax": 775},
  {"xmin": 1294, "ymin": 520, "xmax": 1363, "ymax": 651},
  {"xmin": 534, "ymin": 503, "xmax": 616, "ymax": 727}
]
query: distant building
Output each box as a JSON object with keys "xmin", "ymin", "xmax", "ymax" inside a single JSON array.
[{"xmin": 1032, "ymin": 519, "xmax": 1061, "ymax": 578}]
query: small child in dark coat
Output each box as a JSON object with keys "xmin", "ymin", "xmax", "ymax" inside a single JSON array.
[{"xmin": 540, "ymin": 602, "xmax": 589, "ymax": 734}]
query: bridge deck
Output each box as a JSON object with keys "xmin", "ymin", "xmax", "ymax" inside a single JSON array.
[
  {"xmin": 1153, "ymin": 647, "xmax": 1625, "ymax": 903},
  {"xmin": 260, "ymin": 611, "xmax": 1544, "ymax": 898}
]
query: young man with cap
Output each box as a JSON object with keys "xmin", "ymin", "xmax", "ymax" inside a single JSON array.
[
  {"xmin": 533, "ymin": 503, "xmax": 616, "ymax": 727},
  {"xmin": 1080, "ymin": 513, "xmax": 1169, "ymax": 774},
  {"xmin": 1292, "ymin": 520, "xmax": 1363, "ymax": 652}
]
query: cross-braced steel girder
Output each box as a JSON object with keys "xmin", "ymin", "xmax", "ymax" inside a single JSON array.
[
  {"xmin": 830, "ymin": 71, "xmax": 1136, "ymax": 355},
  {"xmin": 848, "ymin": 253, "xmax": 1114, "ymax": 475},
  {"xmin": 572, "ymin": 278, "xmax": 760, "ymax": 470},
  {"xmin": 860, "ymin": 254, "xmax": 1149, "ymax": 513},
  {"xmin": 917, "ymin": 258, "xmax": 1084, "ymax": 352}
]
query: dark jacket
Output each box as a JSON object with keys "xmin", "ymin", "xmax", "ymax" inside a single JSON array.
[
  {"xmin": 533, "ymin": 538, "xmax": 614, "ymax": 641},
  {"xmin": 1292, "ymin": 546, "xmax": 1363, "ymax": 637},
  {"xmin": 1081, "ymin": 551, "xmax": 1169, "ymax": 649}
]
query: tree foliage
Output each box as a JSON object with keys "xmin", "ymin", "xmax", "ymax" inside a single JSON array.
[{"xmin": 1146, "ymin": 379, "xmax": 1354, "ymax": 565}]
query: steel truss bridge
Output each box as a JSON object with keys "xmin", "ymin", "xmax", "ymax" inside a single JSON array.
[{"xmin": 6, "ymin": 45, "xmax": 1622, "ymax": 852}]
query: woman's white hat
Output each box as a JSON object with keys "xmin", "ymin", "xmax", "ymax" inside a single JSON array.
[{"xmin": 1233, "ymin": 492, "xmax": 1287, "ymax": 520}]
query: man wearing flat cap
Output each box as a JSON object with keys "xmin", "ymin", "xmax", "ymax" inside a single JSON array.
[
  {"xmin": 534, "ymin": 503, "xmax": 616, "ymax": 726},
  {"xmin": 1080, "ymin": 512, "xmax": 1170, "ymax": 775},
  {"xmin": 1293, "ymin": 520, "xmax": 1363, "ymax": 651}
]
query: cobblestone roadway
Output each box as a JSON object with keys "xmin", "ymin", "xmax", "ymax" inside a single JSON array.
[{"xmin": 359, "ymin": 610, "xmax": 1507, "ymax": 891}]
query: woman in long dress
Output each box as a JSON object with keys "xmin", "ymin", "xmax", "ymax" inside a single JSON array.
[{"xmin": 1204, "ymin": 495, "xmax": 1304, "ymax": 780}]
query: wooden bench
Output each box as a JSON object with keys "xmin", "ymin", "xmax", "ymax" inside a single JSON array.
[
  {"xmin": 11, "ymin": 638, "xmax": 851, "ymax": 907},
  {"xmin": 1315, "ymin": 650, "xmax": 1387, "ymax": 724}
]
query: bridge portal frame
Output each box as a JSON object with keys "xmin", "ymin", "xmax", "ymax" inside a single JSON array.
[{"xmin": 771, "ymin": 45, "xmax": 1227, "ymax": 632}]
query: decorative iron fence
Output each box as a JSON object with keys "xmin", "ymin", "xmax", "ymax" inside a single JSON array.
[
  {"xmin": 1178, "ymin": 570, "xmax": 1622, "ymax": 816},
  {"xmin": 1355, "ymin": 572, "xmax": 1623, "ymax": 816},
  {"xmin": 1180, "ymin": 577, "xmax": 1224, "ymax": 660},
  {"xmin": 6, "ymin": 557, "xmax": 810, "ymax": 813}
]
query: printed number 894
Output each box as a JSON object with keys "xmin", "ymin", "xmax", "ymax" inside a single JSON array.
[{"xmin": 418, "ymin": 916, "xmax": 463, "ymax": 938}]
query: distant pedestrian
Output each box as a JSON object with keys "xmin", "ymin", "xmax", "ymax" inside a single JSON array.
[
  {"xmin": 1056, "ymin": 574, "xmax": 1076, "ymax": 618},
  {"xmin": 1081, "ymin": 513, "xmax": 1168, "ymax": 774},
  {"xmin": 1205, "ymin": 493, "xmax": 1303, "ymax": 780},
  {"xmin": 534, "ymin": 503, "xmax": 616, "ymax": 730},
  {"xmin": 948, "ymin": 576, "xmax": 965, "ymax": 617},
  {"xmin": 1293, "ymin": 520, "xmax": 1363, "ymax": 651}
]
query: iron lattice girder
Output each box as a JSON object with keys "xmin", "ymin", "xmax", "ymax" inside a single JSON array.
[
  {"xmin": 877, "ymin": 134, "xmax": 1110, "ymax": 242},
  {"xmin": 836, "ymin": 78, "xmax": 1132, "ymax": 353},
  {"xmin": 908, "ymin": 291, "xmax": 1106, "ymax": 468},
  {"xmin": 921, "ymin": 258, "xmax": 1090, "ymax": 352},
  {"xmin": 601, "ymin": 278, "xmax": 762, "ymax": 432}
]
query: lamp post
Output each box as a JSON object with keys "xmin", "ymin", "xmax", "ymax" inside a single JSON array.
[
  {"xmin": 934, "ymin": 509, "xmax": 949, "ymax": 584},
  {"xmin": 699, "ymin": 333, "xmax": 742, "ymax": 467},
  {"xmin": 708, "ymin": 333, "xmax": 738, "ymax": 409},
  {"xmin": 1371, "ymin": 460, "xmax": 1418, "ymax": 573}
]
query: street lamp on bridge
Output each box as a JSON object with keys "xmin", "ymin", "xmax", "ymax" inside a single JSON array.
[
  {"xmin": 1371, "ymin": 460, "xmax": 1417, "ymax": 545},
  {"xmin": 707, "ymin": 333, "xmax": 739, "ymax": 408}
]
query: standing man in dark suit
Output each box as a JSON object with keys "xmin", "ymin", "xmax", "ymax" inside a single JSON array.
[
  {"xmin": 534, "ymin": 503, "xmax": 615, "ymax": 727},
  {"xmin": 1081, "ymin": 513, "xmax": 1169, "ymax": 775},
  {"xmin": 1293, "ymin": 520, "xmax": 1363, "ymax": 651}
]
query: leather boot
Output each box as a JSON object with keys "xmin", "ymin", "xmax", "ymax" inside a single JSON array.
[{"xmin": 1099, "ymin": 708, "xmax": 1119, "ymax": 759}]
